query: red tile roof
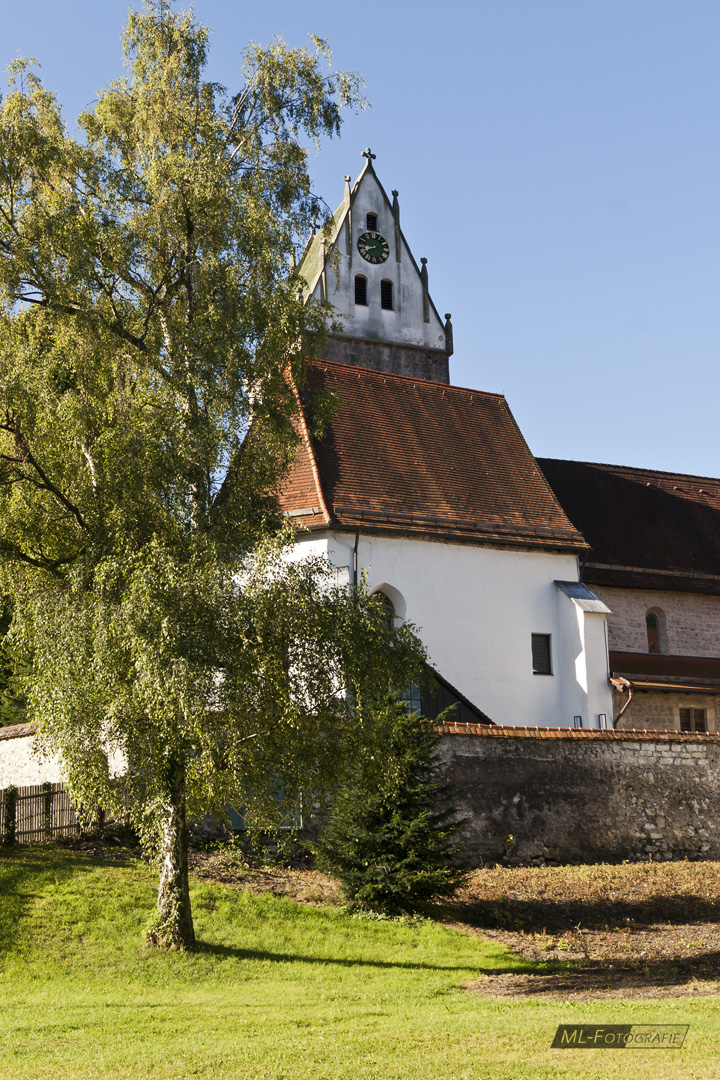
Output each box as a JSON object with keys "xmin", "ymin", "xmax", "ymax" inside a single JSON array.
[
  {"xmin": 0, "ymin": 722, "xmax": 38, "ymax": 741},
  {"xmin": 436, "ymin": 723, "xmax": 720, "ymax": 741},
  {"xmin": 281, "ymin": 362, "xmax": 586, "ymax": 550},
  {"xmin": 539, "ymin": 458, "xmax": 720, "ymax": 594}
]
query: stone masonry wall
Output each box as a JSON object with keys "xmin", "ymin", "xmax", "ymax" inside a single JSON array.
[
  {"xmin": 438, "ymin": 723, "xmax": 720, "ymax": 866},
  {"xmin": 614, "ymin": 689, "xmax": 720, "ymax": 732},
  {"xmin": 7, "ymin": 717, "xmax": 720, "ymax": 870},
  {"xmin": 321, "ymin": 336, "xmax": 449, "ymax": 383},
  {"xmin": 595, "ymin": 585, "xmax": 720, "ymax": 657},
  {"xmin": 0, "ymin": 723, "xmax": 64, "ymax": 788}
]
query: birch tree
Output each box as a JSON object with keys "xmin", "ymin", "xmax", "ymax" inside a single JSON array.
[{"xmin": 0, "ymin": 2, "xmax": 425, "ymax": 947}]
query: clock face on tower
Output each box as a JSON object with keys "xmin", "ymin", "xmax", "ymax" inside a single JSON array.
[{"xmin": 357, "ymin": 231, "xmax": 390, "ymax": 264}]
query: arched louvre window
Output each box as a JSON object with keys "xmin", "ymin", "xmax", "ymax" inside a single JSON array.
[
  {"xmin": 380, "ymin": 279, "xmax": 394, "ymax": 310},
  {"xmin": 354, "ymin": 275, "xmax": 368, "ymax": 306}
]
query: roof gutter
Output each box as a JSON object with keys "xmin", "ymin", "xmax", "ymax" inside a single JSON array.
[{"xmin": 352, "ymin": 529, "xmax": 359, "ymax": 590}]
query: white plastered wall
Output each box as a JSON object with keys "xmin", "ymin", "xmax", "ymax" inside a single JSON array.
[
  {"xmin": 295, "ymin": 532, "xmax": 614, "ymax": 728},
  {"xmin": 0, "ymin": 733, "xmax": 64, "ymax": 788}
]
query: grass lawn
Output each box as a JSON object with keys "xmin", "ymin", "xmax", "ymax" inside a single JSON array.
[{"xmin": 1, "ymin": 847, "xmax": 719, "ymax": 1079}]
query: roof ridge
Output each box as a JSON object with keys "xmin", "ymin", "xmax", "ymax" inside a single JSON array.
[
  {"xmin": 310, "ymin": 358, "xmax": 505, "ymax": 401},
  {"xmin": 539, "ymin": 457, "xmax": 720, "ymax": 486}
]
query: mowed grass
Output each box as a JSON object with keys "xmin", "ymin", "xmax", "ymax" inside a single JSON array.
[{"xmin": 0, "ymin": 849, "xmax": 719, "ymax": 1079}]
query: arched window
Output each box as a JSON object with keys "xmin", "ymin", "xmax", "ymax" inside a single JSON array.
[
  {"xmin": 370, "ymin": 584, "xmax": 406, "ymax": 623},
  {"xmin": 354, "ymin": 275, "xmax": 368, "ymax": 306},
  {"xmin": 374, "ymin": 591, "xmax": 395, "ymax": 629},
  {"xmin": 380, "ymin": 279, "xmax": 394, "ymax": 310},
  {"xmin": 366, "ymin": 212, "xmax": 378, "ymax": 231},
  {"xmin": 645, "ymin": 609, "xmax": 667, "ymax": 654},
  {"xmin": 646, "ymin": 612, "xmax": 660, "ymax": 653}
]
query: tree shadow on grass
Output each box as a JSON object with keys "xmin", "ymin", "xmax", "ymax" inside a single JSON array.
[
  {"xmin": 470, "ymin": 950, "xmax": 720, "ymax": 997},
  {"xmin": 451, "ymin": 895, "xmax": 720, "ymax": 933}
]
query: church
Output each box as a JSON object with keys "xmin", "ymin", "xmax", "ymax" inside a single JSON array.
[
  {"xmin": 4, "ymin": 151, "xmax": 720, "ymax": 861},
  {"xmin": 281, "ymin": 150, "xmax": 720, "ymax": 733}
]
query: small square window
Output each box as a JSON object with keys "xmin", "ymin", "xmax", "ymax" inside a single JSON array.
[
  {"xmin": 532, "ymin": 633, "xmax": 552, "ymax": 675},
  {"xmin": 680, "ymin": 707, "xmax": 706, "ymax": 732}
]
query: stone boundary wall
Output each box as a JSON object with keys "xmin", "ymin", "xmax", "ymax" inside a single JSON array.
[
  {"xmin": 5, "ymin": 719, "xmax": 720, "ymax": 867},
  {"xmin": 436, "ymin": 723, "xmax": 720, "ymax": 866}
]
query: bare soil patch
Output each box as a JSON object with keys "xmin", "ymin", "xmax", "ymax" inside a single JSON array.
[
  {"xmin": 189, "ymin": 849, "xmax": 340, "ymax": 906},
  {"xmin": 452, "ymin": 861, "xmax": 720, "ymax": 999},
  {"xmin": 56, "ymin": 836, "xmax": 342, "ymax": 906}
]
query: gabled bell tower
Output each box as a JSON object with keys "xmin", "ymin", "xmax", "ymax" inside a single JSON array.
[{"xmin": 299, "ymin": 149, "xmax": 452, "ymax": 383}]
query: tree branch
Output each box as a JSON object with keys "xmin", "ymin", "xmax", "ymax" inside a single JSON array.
[
  {"xmin": 0, "ymin": 538, "xmax": 83, "ymax": 574},
  {"xmin": 0, "ymin": 418, "xmax": 88, "ymax": 531}
]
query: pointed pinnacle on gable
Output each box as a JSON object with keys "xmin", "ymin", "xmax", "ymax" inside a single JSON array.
[
  {"xmin": 420, "ymin": 258, "xmax": 430, "ymax": 323},
  {"xmin": 444, "ymin": 314, "xmax": 454, "ymax": 356}
]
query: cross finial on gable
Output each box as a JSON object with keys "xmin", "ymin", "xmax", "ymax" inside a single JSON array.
[{"xmin": 362, "ymin": 147, "xmax": 376, "ymax": 161}]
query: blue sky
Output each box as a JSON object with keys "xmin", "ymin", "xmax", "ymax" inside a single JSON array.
[{"xmin": 4, "ymin": 1, "xmax": 719, "ymax": 475}]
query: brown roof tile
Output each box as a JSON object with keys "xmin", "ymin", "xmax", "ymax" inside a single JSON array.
[
  {"xmin": 281, "ymin": 363, "xmax": 586, "ymax": 550},
  {"xmin": 0, "ymin": 722, "xmax": 38, "ymax": 741},
  {"xmin": 539, "ymin": 458, "xmax": 720, "ymax": 594},
  {"xmin": 436, "ymin": 723, "xmax": 720, "ymax": 741}
]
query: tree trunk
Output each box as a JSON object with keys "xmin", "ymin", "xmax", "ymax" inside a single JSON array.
[{"xmin": 147, "ymin": 759, "xmax": 195, "ymax": 949}]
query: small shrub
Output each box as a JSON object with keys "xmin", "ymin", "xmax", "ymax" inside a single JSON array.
[
  {"xmin": 315, "ymin": 702, "xmax": 469, "ymax": 915},
  {"xmin": 2, "ymin": 786, "xmax": 17, "ymax": 846}
]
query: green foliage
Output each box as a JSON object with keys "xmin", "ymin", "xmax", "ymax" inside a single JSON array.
[
  {"xmin": 0, "ymin": 2, "xmax": 427, "ymax": 946},
  {"xmin": 315, "ymin": 702, "xmax": 469, "ymax": 915},
  {"xmin": 0, "ymin": 605, "xmax": 26, "ymax": 727},
  {"xmin": 1, "ymin": 786, "xmax": 17, "ymax": 846}
]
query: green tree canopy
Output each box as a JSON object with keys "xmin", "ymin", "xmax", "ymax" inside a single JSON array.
[
  {"xmin": 0, "ymin": 2, "xmax": 426, "ymax": 947},
  {"xmin": 0, "ymin": 603, "xmax": 27, "ymax": 728}
]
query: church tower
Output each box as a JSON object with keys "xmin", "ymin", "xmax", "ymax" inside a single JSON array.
[{"xmin": 299, "ymin": 150, "xmax": 452, "ymax": 383}]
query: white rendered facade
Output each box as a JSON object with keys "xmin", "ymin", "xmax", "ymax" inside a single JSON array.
[{"xmin": 294, "ymin": 531, "xmax": 614, "ymax": 729}]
